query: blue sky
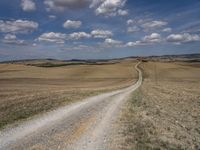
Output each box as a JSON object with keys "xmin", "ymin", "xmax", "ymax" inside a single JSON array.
[{"xmin": 0, "ymin": 0, "xmax": 200, "ymax": 61}]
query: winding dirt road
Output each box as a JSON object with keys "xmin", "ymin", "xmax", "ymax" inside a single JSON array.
[{"xmin": 0, "ymin": 62, "xmax": 142, "ymax": 150}]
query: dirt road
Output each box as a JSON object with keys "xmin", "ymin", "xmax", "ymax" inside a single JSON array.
[{"xmin": 0, "ymin": 62, "xmax": 142, "ymax": 150}]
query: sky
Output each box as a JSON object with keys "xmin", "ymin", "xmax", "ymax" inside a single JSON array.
[{"xmin": 0, "ymin": 0, "xmax": 200, "ymax": 61}]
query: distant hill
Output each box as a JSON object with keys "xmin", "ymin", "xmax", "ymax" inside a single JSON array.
[
  {"xmin": 142, "ymin": 53, "xmax": 200, "ymax": 62},
  {"xmin": 1, "ymin": 53, "xmax": 199, "ymax": 65}
]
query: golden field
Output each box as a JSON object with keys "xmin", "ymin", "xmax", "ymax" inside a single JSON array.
[{"xmin": 0, "ymin": 59, "xmax": 137, "ymax": 129}]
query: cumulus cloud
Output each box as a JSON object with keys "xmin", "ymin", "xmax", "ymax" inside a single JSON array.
[
  {"xmin": 127, "ymin": 26, "xmax": 140, "ymax": 33},
  {"xmin": 162, "ymin": 27, "xmax": 172, "ymax": 32},
  {"xmin": 143, "ymin": 33, "xmax": 162, "ymax": 43},
  {"xmin": 166, "ymin": 33, "xmax": 200, "ymax": 44},
  {"xmin": 69, "ymin": 32, "xmax": 91, "ymax": 40},
  {"xmin": 21, "ymin": 0, "xmax": 36, "ymax": 12},
  {"xmin": 93, "ymin": 0, "xmax": 127, "ymax": 17},
  {"xmin": 91, "ymin": 29, "xmax": 113, "ymax": 38},
  {"xmin": 38, "ymin": 32, "xmax": 67, "ymax": 43},
  {"xmin": 2, "ymin": 34, "xmax": 27, "ymax": 45},
  {"xmin": 44, "ymin": 0, "xmax": 91, "ymax": 11},
  {"xmin": 126, "ymin": 32, "xmax": 200, "ymax": 47},
  {"xmin": 0, "ymin": 20, "xmax": 38, "ymax": 34},
  {"xmin": 44, "ymin": 0, "xmax": 127, "ymax": 17},
  {"xmin": 37, "ymin": 31, "xmax": 92, "ymax": 43},
  {"xmin": 63, "ymin": 20, "xmax": 82, "ymax": 29},
  {"xmin": 117, "ymin": 9, "xmax": 128, "ymax": 16},
  {"xmin": 127, "ymin": 19, "xmax": 134, "ymax": 25},
  {"xmin": 127, "ymin": 19, "xmax": 151, "ymax": 26},
  {"xmin": 126, "ymin": 33, "xmax": 162, "ymax": 47},
  {"xmin": 126, "ymin": 41, "xmax": 144, "ymax": 47},
  {"xmin": 104, "ymin": 38, "xmax": 123, "ymax": 46},
  {"xmin": 127, "ymin": 19, "xmax": 171, "ymax": 34},
  {"xmin": 142, "ymin": 20, "xmax": 168, "ymax": 29}
]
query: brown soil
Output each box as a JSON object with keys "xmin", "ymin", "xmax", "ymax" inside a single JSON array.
[{"xmin": 112, "ymin": 61, "xmax": 200, "ymax": 150}]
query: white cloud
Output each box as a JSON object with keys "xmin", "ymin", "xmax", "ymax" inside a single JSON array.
[
  {"xmin": 127, "ymin": 19, "xmax": 169, "ymax": 33},
  {"xmin": 142, "ymin": 20, "xmax": 168, "ymax": 29},
  {"xmin": 127, "ymin": 26, "xmax": 140, "ymax": 33},
  {"xmin": 32, "ymin": 43, "xmax": 37, "ymax": 47},
  {"xmin": 37, "ymin": 31, "xmax": 92, "ymax": 43},
  {"xmin": 143, "ymin": 33, "xmax": 162, "ymax": 43},
  {"xmin": 63, "ymin": 20, "xmax": 82, "ymax": 29},
  {"xmin": 44, "ymin": 0, "xmax": 91, "ymax": 11},
  {"xmin": 167, "ymin": 34, "xmax": 184, "ymax": 43},
  {"xmin": 4, "ymin": 34, "xmax": 16, "ymax": 40},
  {"xmin": 166, "ymin": 33, "xmax": 200, "ymax": 43},
  {"xmin": 91, "ymin": 29, "xmax": 113, "ymax": 38},
  {"xmin": 44, "ymin": 0, "xmax": 127, "ymax": 17},
  {"xmin": 2, "ymin": 34, "xmax": 27, "ymax": 45},
  {"xmin": 69, "ymin": 32, "xmax": 91, "ymax": 40},
  {"xmin": 126, "ymin": 41, "xmax": 144, "ymax": 47},
  {"xmin": 38, "ymin": 32, "xmax": 67, "ymax": 43},
  {"xmin": 162, "ymin": 27, "xmax": 172, "ymax": 32},
  {"xmin": 48, "ymin": 15, "xmax": 57, "ymax": 19},
  {"xmin": 126, "ymin": 33, "xmax": 162, "ymax": 47},
  {"xmin": 127, "ymin": 19, "xmax": 134, "ymax": 25},
  {"xmin": 44, "ymin": 0, "xmax": 55, "ymax": 11},
  {"xmin": 126, "ymin": 33, "xmax": 200, "ymax": 47},
  {"xmin": 21, "ymin": 0, "xmax": 36, "ymax": 12},
  {"xmin": 94, "ymin": 0, "xmax": 127, "ymax": 17},
  {"xmin": 118, "ymin": 9, "xmax": 128, "ymax": 16},
  {"xmin": 127, "ymin": 19, "xmax": 151, "ymax": 26},
  {"xmin": 104, "ymin": 38, "xmax": 123, "ymax": 46},
  {"xmin": 89, "ymin": 0, "xmax": 100, "ymax": 8},
  {"xmin": 0, "ymin": 20, "xmax": 38, "ymax": 34}
]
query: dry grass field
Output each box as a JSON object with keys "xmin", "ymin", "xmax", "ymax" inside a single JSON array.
[
  {"xmin": 0, "ymin": 59, "xmax": 137, "ymax": 129},
  {"xmin": 111, "ymin": 61, "xmax": 200, "ymax": 150}
]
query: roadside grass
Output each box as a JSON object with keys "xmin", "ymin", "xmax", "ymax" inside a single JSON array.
[{"xmin": 117, "ymin": 90, "xmax": 163, "ymax": 150}]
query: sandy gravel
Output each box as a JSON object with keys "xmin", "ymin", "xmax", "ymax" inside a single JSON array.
[{"xmin": 0, "ymin": 62, "xmax": 142, "ymax": 150}]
